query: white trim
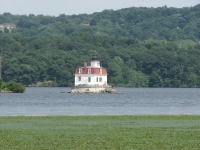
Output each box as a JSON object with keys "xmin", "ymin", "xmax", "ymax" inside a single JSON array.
[
  {"xmin": 100, "ymin": 68, "xmax": 102, "ymax": 74},
  {"xmin": 88, "ymin": 68, "xmax": 91, "ymax": 74},
  {"xmin": 79, "ymin": 68, "xmax": 82, "ymax": 74}
]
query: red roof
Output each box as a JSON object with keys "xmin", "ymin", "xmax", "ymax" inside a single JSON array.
[{"xmin": 75, "ymin": 67, "xmax": 107, "ymax": 74}]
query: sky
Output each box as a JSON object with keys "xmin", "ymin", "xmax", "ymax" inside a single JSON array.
[{"xmin": 1, "ymin": 0, "xmax": 200, "ymax": 16}]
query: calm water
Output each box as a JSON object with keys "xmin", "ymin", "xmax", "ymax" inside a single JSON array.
[{"xmin": 0, "ymin": 87, "xmax": 200, "ymax": 116}]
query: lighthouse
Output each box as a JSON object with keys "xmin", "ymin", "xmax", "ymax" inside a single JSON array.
[
  {"xmin": 70, "ymin": 55, "xmax": 115, "ymax": 93},
  {"xmin": 74, "ymin": 55, "xmax": 107, "ymax": 86}
]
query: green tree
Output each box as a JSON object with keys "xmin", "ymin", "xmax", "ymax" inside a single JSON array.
[
  {"xmin": 4, "ymin": 27, "xmax": 9, "ymax": 33},
  {"xmin": 90, "ymin": 18, "xmax": 97, "ymax": 26},
  {"xmin": 149, "ymin": 70, "xmax": 163, "ymax": 87},
  {"xmin": 0, "ymin": 78, "xmax": 3, "ymax": 88},
  {"xmin": 5, "ymin": 82, "xmax": 25, "ymax": 93}
]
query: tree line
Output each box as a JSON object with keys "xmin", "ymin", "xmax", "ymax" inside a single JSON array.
[
  {"xmin": 1, "ymin": 4, "xmax": 200, "ymax": 41},
  {"xmin": 0, "ymin": 33, "xmax": 199, "ymax": 87},
  {"xmin": 0, "ymin": 5, "xmax": 200, "ymax": 87}
]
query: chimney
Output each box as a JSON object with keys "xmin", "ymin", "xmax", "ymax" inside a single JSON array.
[{"xmin": 84, "ymin": 62, "xmax": 87, "ymax": 68}]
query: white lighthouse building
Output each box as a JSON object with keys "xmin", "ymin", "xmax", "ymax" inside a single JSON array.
[
  {"xmin": 74, "ymin": 55, "xmax": 107, "ymax": 86},
  {"xmin": 70, "ymin": 55, "xmax": 115, "ymax": 93}
]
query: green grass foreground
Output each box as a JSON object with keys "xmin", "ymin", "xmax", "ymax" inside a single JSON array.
[{"xmin": 0, "ymin": 116, "xmax": 200, "ymax": 149}]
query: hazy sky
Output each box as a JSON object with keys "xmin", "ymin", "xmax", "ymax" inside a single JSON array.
[{"xmin": 1, "ymin": 0, "xmax": 200, "ymax": 16}]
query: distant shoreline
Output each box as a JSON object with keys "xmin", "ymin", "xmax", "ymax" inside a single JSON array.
[{"xmin": 0, "ymin": 90, "xmax": 12, "ymax": 93}]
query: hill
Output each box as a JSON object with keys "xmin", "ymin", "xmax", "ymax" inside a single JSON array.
[
  {"xmin": 1, "ymin": 5, "xmax": 200, "ymax": 40},
  {"xmin": 0, "ymin": 5, "xmax": 200, "ymax": 87}
]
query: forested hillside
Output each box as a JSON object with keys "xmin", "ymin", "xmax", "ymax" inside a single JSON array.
[{"xmin": 0, "ymin": 5, "xmax": 200, "ymax": 87}]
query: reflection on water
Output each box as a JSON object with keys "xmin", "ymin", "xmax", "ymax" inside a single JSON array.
[{"xmin": 0, "ymin": 87, "xmax": 200, "ymax": 116}]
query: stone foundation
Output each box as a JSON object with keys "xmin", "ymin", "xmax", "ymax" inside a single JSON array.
[{"xmin": 69, "ymin": 86, "xmax": 116, "ymax": 93}]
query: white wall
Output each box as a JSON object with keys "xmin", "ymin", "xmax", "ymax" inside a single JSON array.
[
  {"xmin": 75, "ymin": 74, "xmax": 107, "ymax": 86},
  {"xmin": 90, "ymin": 60, "xmax": 100, "ymax": 67}
]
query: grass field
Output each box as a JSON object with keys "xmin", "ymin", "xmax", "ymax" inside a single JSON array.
[{"xmin": 0, "ymin": 116, "xmax": 200, "ymax": 149}]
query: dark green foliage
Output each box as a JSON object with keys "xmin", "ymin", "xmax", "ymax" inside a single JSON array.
[
  {"xmin": 0, "ymin": 78, "xmax": 3, "ymax": 88},
  {"xmin": 4, "ymin": 27, "xmax": 9, "ymax": 33},
  {"xmin": 0, "ymin": 5, "xmax": 200, "ymax": 87},
  {"xmin": 1, "ymin": 5, "xmax": 200, "ymax": 40},
  {"xmin": 89, "ymin": 18, "xmax": 97, "ymax": 26},
  {"xmin": 0, "ymin": 33, "xmax": 200, "ymax": 87},
  {"xmin": 5, "ymin": 82, "xmax": 25, "ymax": 93}
]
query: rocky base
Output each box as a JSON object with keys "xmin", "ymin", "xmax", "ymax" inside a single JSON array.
[
  {"xmin": 62, "ymin": 87, "xmax": 118, "ymax": 94},
  {"xmin": 0, "ymin": 90, "xmax": 12, "ymax": 93}
]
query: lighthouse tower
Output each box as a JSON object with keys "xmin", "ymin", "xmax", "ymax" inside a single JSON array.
[{"xmin": 70, "ymin": 54, "xmax": 115, "ymax": 93}]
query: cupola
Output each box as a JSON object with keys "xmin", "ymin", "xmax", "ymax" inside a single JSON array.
[{"xmin": 90, "ymin": 55, "xmax": 100, "ymax": 68}]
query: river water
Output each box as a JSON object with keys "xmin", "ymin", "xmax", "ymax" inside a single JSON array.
[{"xmin": 0, "ymin": 87, "xmax": 200, "ymax": 116}]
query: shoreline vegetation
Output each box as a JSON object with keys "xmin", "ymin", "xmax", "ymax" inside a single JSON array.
[
  {"xmin": 0, "ymin": 115, "xmax": 200, "ymax": 149},
  {"xmin": 0, "ymin": 78, "xmax": 25, "ymax": 93}
]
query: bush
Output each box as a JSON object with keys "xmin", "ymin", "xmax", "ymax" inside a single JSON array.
[{"xmin": 5, "ymin": 82, "xmax": 26, "ymax": 93}]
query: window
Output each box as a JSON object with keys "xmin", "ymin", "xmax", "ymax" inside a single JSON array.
[
  {"xmin": 100, "ymin": 69, "xmax": 102, "ymax": 74},
  {"xmin": 99, "ymin": 77, "xmax": 102, "ymax": 82},
  {"xmin": 88, "ymin": 69, "xmax": 91, "ymax": 74},
  {"xmin": 78, "ymin": 76, "xmax": 81, "ymax": 81},
  {"xmin": 88, "ymin": 77, "xmax": 91, "ymax": 82},
  {"xmin": 96, "ymin": 77, "xmax": 98, "ymax": 82},
  {"xmin": 79, "ymin": 69, "xmax": 82, "ymax": 74}
]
